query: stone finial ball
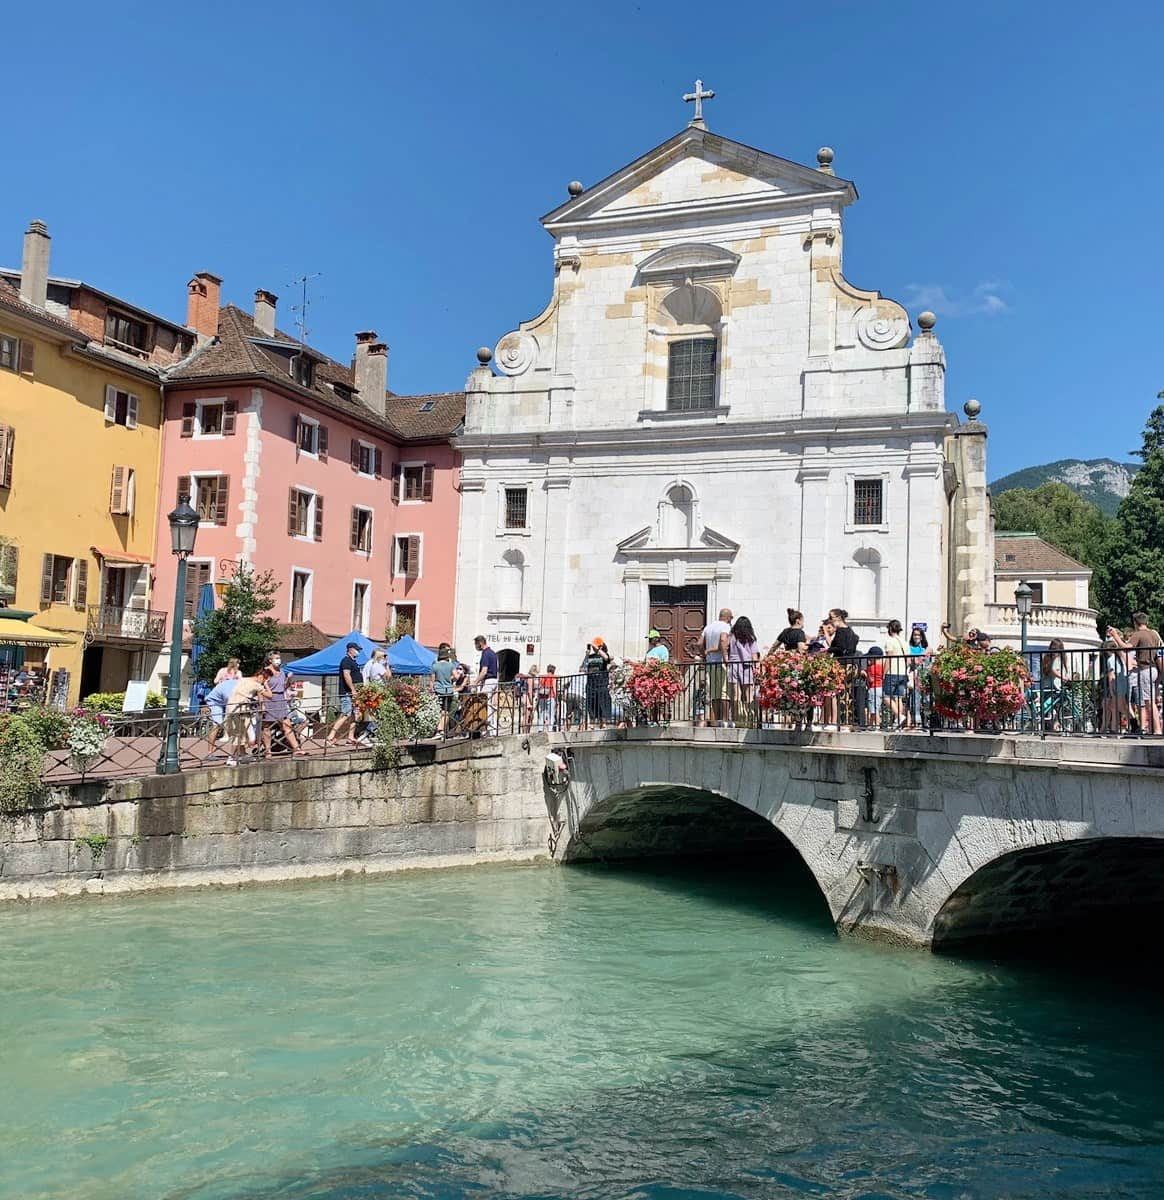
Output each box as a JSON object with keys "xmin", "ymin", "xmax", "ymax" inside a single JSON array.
[
  {"xmin": 476, "ymin": 346, "xmax": 493, "ymax": 365},
  {"xmin": 963, "ymin": 399, "xmax": 982, "ymax": 419},
  {"xmin": 917, "ymin": 310, "xmax": 937, "ymax": 331},
  {"xmin": 817, "ymin": 147, "xmax": 835, "ymax": 166},
  {"xmin": 568, "ymin": 180, "xmax": 584, "ymax": 197}
]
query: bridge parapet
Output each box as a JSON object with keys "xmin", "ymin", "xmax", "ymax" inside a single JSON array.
[{"xmin": 556, "ymin": 728, "xmax": 1164, "ymax": 948}]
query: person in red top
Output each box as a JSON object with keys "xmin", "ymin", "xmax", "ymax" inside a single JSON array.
[
  {"xmin": 536, "ymin": 665, "xmax": 558, "ymax": 731},
  {"xmin": 865, "ymin": 647, "xmax": 885, "ymax": 728}
]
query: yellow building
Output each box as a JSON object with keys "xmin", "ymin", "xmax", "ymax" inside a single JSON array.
[{"xmin": 0, "ymin": 221, "xmax": 195, "ymax": 704}]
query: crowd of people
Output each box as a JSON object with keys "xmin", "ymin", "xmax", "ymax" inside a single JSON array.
[{"xmin": 189, "ymin": 607, "xmax": 1163, "ymax": 759}]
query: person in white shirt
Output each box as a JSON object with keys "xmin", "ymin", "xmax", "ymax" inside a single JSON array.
[{"xmin": 700, "ymin": 608, "xmax": 733, "ymax": 726}]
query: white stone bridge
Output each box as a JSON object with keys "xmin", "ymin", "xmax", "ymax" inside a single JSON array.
[{"xmin": 551, "ymin": 728, "xmax": 1164, "ymax": 949}]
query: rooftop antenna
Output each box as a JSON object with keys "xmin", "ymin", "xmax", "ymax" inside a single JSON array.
[{"xmin": 288, "ymin": 272, "xmax": 321, "ymax": 345}]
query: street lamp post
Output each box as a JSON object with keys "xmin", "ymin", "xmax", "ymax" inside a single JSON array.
[
  {"xmin": 1014, "ymin": 579, "xmax": 1034, "ymax": 658},
  {"xmin": 158, "ymin": 495, "xmax": 200, "ymax": 775}
]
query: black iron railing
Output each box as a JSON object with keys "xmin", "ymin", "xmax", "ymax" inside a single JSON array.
[{"xmin": 86, "ymin": 604, "xmax": 168, "ymax": 644}]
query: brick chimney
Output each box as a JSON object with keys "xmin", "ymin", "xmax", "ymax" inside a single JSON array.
[
  {"xmin": 253, "ymin": 289, "xmax": 278, "ymax": 337},
  {"xmin": 353, "ymin": 331, "xmax": 387, "ymax": 417},
  {"xmin": 186, "ymin": 272, "xmax": 222, "ymax": 342},
  {"xmin": 19, "ymin": 220, "xmax": 50, "ymax": 309}
]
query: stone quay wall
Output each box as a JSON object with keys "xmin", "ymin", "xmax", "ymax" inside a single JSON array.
[{"xmin": 0, "ymin": 738, "xmax": 553, "ymax": 902}]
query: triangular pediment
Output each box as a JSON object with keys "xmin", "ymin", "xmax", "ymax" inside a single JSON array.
[
  {"xmin": 615, "ymin": 521, "xmax": 740, "ymax": 557},
  {"xmin": 542, "ymin": 127, "xmax": 856, "ymax": 232}
]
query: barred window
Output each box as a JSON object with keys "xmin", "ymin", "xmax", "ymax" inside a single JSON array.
[
  {"xmin": 853, "ymin": 479, "xmax": 884, "ymax": 526},
  {"xmin": 504, "ymin": 487, "xmax": 528, "ymax": 530},
  {"xmin": 666, "ymin": 337, "xmax": 717, "ymax": 411}
]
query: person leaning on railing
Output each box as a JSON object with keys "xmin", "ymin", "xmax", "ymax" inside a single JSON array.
[
  {"xmin": 202, "ymin": 674, "xmax": 240, "ymax": 759},
  {"xmin": 432, "ymin": 644, "xmax": 457, "ymax": 738},
  {"xmin": 224, "ymin": 669, "xmax": 272, "ymax": 766},
  {"xmin": 1107, "ymin": 615, "xmax": 1163, "ymax": 735},
  {"xmin": 882, "ymin": 620, "xmax": 911, "ymax": 729}
]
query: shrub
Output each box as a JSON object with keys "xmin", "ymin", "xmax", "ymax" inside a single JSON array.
[
  {"xmin": 756, "ymin": 652, "xmax": 847, "ymax": 712},
  {"xmin": 80, "ymin": 690, "xmax": 165, "ymax": 713},
  {"xmin": 0, "ymin": 711, "xmax": 53, "ymax": 815}
]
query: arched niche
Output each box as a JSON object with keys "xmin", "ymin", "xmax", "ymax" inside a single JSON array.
[
  {"xmin": 844, "ymin": 547, "xmax": 882, "ymax": 618},
  {"xmin": 657, "ymin": 483, "xmax": 698, "ymax": 548}
]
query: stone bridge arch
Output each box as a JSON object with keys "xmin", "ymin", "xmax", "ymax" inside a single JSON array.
[{"xmin": 555, "ymin": 732, "xmax": 1164, "ymax": 950}]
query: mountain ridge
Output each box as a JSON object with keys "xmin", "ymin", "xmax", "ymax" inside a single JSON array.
[{"xmin": 990, "ymin": 457, "xmax": 1139, "ymax": 516}]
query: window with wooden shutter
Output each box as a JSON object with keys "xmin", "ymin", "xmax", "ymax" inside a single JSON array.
[
  {"xmin": 0, "ymin": 333, "xmax": 18, "ymax": 372},
  {"xmin": 313, "ymin": 495, "xmax": 324, "ymax": 542},
  {"xmin": 222, "ymin": 399, "xmax": 237, "ymax": 435},
  {"xmin": 373, "ymin": 448, "xmax": 383, "ymax": 479},
  {"xmin": 19, "ymin": 338, "xmax": 34, "ymax": 376},
  {"xmin": 421, "ymin": 464, "xmax": 434, "ymax": 501},
  {"xmin": 0, "ymin": 542, "xmax": 17, "ymax": 603},
  {"xmin": 350, "ymin": 507, "xmax": 372, "ymax": 553},
  {"xmin": 105, "ymin": 385, "xmax": 119, "ymax": 423},
  {"xmin": 73, "ymin": 558, "xmax": 88, "ymax": 610},
  {"xmin": 125, "ymin": 393, "xmax": 139, "ymax": 429},
  {"xmin": 177, "ymin": 474, "xmax": 191, "ymax": 505},
  {"xmin": 391, "ymin": 463, "xmax": 401, "ymax": 503},
  {"xmin": 350, "ymin": 507, "xmax": 360, "ymax": 551},
  {"xmin": 288, "ymin": 488, "xmax": 300, "ymax": 536},
  {"xmin": 318, "ymin": 425, "xmax": 328, "ymax": 461},
  {"xmin": 184, "ymin": 560, "xmax": 212, "ymax": 619},
  {"xmin": 350, "ymin": 438, "xmax": 360, "ymax": 469},
  {"xmin": 40, "ymin": 554, "xmax": 53, "ymax": 605},
  {"xmin": 110, "ymin": 465, "xmax": 128, "ymax": 515},
  {"xmin": 405, "ymin": 535, "xmax": 420, "ymax": 579},
  {"xmin": 180, "ymin": 402, "xmax": 196, "ymax": 437},
  {"xmin": 0, "ymin": 425, "xmax": 13, "ymax": 489},
  {"xmin": 214, "ymin": 476, "xmax": 230, "ymax": 525}
]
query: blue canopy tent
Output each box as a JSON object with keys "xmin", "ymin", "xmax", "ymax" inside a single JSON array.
[
  {"xmin": 187, "ymin": 582, "xmax": 217, "ymax": 713},
  {"xmin": 387, "ymin": 634, "xmax": 437, "ymax": 676},
  {"xmin": 284, "ymin": 629, "xmax": 383, "ymax": 677}
]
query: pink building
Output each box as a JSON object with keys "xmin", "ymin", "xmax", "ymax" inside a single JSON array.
[{"xmin": 152, "ymin": 275, "xmax": 463, "ymax": 671}]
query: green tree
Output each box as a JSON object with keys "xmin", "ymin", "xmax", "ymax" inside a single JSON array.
[
  {"xmin": 1096, "ymin": 399, "xmax": 1164, "ymax": 628},
  {"xmin": 992, "ymin": 482, "xmax": 1112, "ymax": 596},
  {"xmin": 192, "ymin": 567, "xmax": 282, "ymax": 685}
]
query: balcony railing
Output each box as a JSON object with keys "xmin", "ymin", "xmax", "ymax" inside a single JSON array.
[
  {"xmin": 985, "ymin": 602, "xmax": 1100, "ymax": 633},
  {"xmin": 86, "ymin": 604, "xmax": 168, "ymax": 644}
]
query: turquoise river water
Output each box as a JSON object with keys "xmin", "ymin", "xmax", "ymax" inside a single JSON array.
[{"xmin": 1, "ymin": 858, "xmax": 1162, "ymax": 1199}]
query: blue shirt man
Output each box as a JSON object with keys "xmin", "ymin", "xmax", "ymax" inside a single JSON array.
[
  {"xmin": 645, "ymin": 630, "xmax": 670, "ymax": 662},
  {"xmin": 474, "ymin": 636, "xmax": 498, "ymax": 685},
  {"xmin": 205, "ymin": 676, "xmax": 239, "ymax": 726}
]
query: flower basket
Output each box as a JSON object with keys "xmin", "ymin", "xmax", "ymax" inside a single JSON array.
[
  {"xmin": 626, "ymin": 659, "xmax": 683, "ymax": 723},
  {"xmin": 65, "ymin": 709, "xmax": 110, "ymax": 777},
  {"xmin": 755, "ymin": 652, "xmax": 847, "ymax": 719},
  {"xmin": 925, "ymin": 644, "xmax": 1030, "ymax": 723}
]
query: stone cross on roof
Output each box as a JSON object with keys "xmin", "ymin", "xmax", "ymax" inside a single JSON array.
[{"xmin": 683, "ymin": 78, "xmax": 715, "ymax": 127}]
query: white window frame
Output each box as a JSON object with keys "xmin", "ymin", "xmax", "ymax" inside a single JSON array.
[
  {"xmin": 193, "ymin": 396, "xmax": 228, "ymax": 439},
  {"xmin": 398, "ymin": 459, "xmax": 428, "ymax": 504},
  {"xmin": 496, "ymin": 481, "xmax": 532, "ymax": 536},
  {"xmin": 289, "ymin": 567, "xmax": 314, "ymax": 623},
  {"xmin": 104, "ymin": 384, "xmax": 139, "ymax": 430},
  {"xmin": 290, "ymin": 485, "xmax": 318, "ymax": 542},
  {"xmin": 391, "ymin": 600, "xmax": 420, "ymax": 641},
  {"xmin": 296, "ymin": 414, "xmax": 320, "ymax": 457},
  {"xmin": 355, "ymin": 439, "xmax": 377, "ymax": 478},
  {"xmin": 352, "ymin": 504, "xmax": 374, "ymax": 556},
  {"xmin": 190, "ymin": 470, "xmax": 226, "ymax": 528},
  {"xmin": 394, "ymin": 532, "xmax": 423, "ymax": 580},
  {"xmin": 845, "ymin": 472, "xmax": 890, "ymax": 534},
  {"xmin": 351, "ymin": 578, "xmax": 372, "ymax": 635}
]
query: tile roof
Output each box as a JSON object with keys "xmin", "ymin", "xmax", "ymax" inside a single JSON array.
[
  {"xmin": 995, "ymin": 534, "xmax": 1090, "ymax": 574},
  {"xmin": 0, "ymin": 277, "xmax": 89, "ymax": 342},
  {"xmin": 277, "ymin": 622, "xmax": 338, "ymax": 653},
  {"xmin": 168, "ymin": 305, "xmax": 464, "ymax": 443}
]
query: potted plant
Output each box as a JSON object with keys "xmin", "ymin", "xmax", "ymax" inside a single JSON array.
[
  {"xmin": 926, "ymin": 643, "xmax": 1030, "ymax": 725},
  {"xmin": 65, "ymin": 708, "xmax": 110, "ymax": 777},
  {"xmin": 626, "ymin": 658, "xmax": 683, "ymax": 725},
  {"xmin": 755, "ymin": 652, "xmax": 847, "ymax": 727}
]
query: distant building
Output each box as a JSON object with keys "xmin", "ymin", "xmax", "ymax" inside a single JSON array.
[
  {"xmin": 152, "ymin": 277, "xmax": 463, "ymax": 694},
  {"xmin": 985, "ymin": 533, "xmax": 1100, "ymax": 649},
  {"xmin": 1, "ymin": 221, "xmax": 191, "ymax": 703}
]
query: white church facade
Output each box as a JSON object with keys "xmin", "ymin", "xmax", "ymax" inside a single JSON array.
[{"xmin": 454, "ymin": 101, "xmax": 992, "ymax": 671}]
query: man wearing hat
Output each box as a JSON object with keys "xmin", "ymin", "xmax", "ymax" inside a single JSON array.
[{"xmin": 645, "ymin": 630, "xmax": 670, "ymax": 663}]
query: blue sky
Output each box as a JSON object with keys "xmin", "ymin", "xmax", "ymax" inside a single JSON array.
[{"xmin": 6, "ymin": 1, "xmax": 1161, "ymax": 478}]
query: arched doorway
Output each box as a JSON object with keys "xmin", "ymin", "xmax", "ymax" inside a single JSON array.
[{"xmin": 496, "ymin": 648, "xmax": 520, "ymax": 684}]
